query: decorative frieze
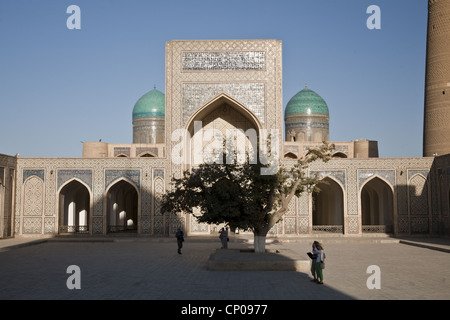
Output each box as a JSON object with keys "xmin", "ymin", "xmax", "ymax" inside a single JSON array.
[{"xmin": 182, "ymin": 51, "xmax": 265, "ymax": 71}]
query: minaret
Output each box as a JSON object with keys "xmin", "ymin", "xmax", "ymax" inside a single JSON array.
[{"xmin": 423, "ymin": 0, "xmax": 450, "ymax": 157}]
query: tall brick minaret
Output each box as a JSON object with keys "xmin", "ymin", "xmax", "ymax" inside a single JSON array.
[{"xmin": 423, "ymin": 0, "xmax": 450, "ymax": 157}]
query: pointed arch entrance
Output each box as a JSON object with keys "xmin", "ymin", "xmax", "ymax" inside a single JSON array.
[
  {"xmin": 58, "ymin": 179, "xmax": 91, "ymax": 234},
  {"xmin": 184, "ymin": 94, "xmax": 262, "ymax": 234},
  {"xmin": 312, "ymin": 177, "xmax": 345, "ymax": 234},
  {"xmin": 106, "ymin": 179, "xmax": 139, "ymax": 233},
  {"xmin": 361, "ymin": 176, "xmax": 394, "ymax": 234},
  {"xmin": 185, "ymin": 94, "xmax": 262, "ymax": 169}
]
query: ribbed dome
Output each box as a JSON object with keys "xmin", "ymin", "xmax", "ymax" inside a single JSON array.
[
  {"xmin": 132, "ymin": 87, "xmax": 165, "ymax": 119},
  {"xmin": 285, "ymin": 86, "xmax": 329, "ymax": 117}
]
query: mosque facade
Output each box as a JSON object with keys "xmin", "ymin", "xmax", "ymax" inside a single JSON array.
[{"xmin": 1, "ymin": 30, "xmax": 450, "ymax": 239}]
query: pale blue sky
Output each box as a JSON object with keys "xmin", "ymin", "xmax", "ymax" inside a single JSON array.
[{"xmin": 0, "ymin": 0, "xmax": 428, "ymax": 157}]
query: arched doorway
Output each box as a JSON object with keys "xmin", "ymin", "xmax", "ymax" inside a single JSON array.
[
  {"xmin": 106, "ymin": 180, "xmax": 139, "ymax": 233},
  {"xmin": 186, "ymin": 94, "xmax": 262, "ymax": 168},
  {"xmin": 361, "ymin": 177, "xmax": 394, "ymax": 234},
  {"xmin": 184, "ymin": 94, "xmax": 262, "ymax": 234},
  {"xmin": 312, "ymin": 177, "xmax": 344, "ymax": 234},
  {"xmin": 59, "ymin": 180, "xmax": 90, "ymax": 234}
]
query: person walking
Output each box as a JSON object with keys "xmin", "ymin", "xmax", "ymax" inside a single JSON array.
[
  {"xmin": 312, "ymin": 242, "xmax": 325, "ymax": 284},
  {"xmin": 219, "ymin": 227, "xmax": 229, "ymax": 249},
  {"xmin": 176, "ymin": 227, "xmax": 184, "ymax": 254}
]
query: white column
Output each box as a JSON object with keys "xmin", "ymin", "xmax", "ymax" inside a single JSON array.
[
  {"xmin": 111, "ymin": 202, "xmax": 118, "ymax": 226},
  {"xmin": 68, "ymin": 201, "xmax": 75, "ymax": 227},
  {"xmin": 79, "ymin": 209, "xmax": 87, "ymax": 227}
]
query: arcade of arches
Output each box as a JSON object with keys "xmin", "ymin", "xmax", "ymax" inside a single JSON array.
[
  {"xmin": 312, "ymin": 176, "xmax": 394, "ymax": 234},
  {"xmin": 59, "ymin": 179, "xmax": 140, "ymax": 234}
]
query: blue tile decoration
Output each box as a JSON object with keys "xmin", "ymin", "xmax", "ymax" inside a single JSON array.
[
  {"xmin": 57, "ymin": 169, "xmax": 92, "ymax": 190},
  {"xmin": 23, "ymin": 169, "xmax": 44, "ymax": 182},
  {"xmin": 182, "ymin": 83, "xmax": 265, "ymax": 125},
  {"xmin": 310, "ymin": 170, "xmax": 346, "ymax": 190},
  {"xmin": 153, "ymin": 169, "xmax": 164, "ymax": 179},
  {"xmin": 105, "ymin": 169, "xmax": 140, "ymax": 191},
  {"xmin": 407, "ymin": 170, "xmax": 429, "ymax": 182},
  {"xmin": 358, "ymin": 169, "xmax": 395, "ymax": 190}
]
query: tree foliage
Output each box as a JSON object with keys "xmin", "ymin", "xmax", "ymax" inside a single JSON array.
[{"xmin": 161, "ymin": 142, "xmax": 335, "ymax": 237}]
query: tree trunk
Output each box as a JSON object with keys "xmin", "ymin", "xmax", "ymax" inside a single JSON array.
[{"xmin": 254, "ymin": 234, "xmax": 267, "ymax": 253}]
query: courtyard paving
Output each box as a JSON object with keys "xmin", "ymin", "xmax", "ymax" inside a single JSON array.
[{"xmin": 0, "ymin": 235, "xmax": 449, "ymax": 305}]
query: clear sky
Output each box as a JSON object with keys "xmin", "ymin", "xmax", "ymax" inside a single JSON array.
[{"xmin": 0, "ymin": 0, "xmax": 428, "ymax": 158}]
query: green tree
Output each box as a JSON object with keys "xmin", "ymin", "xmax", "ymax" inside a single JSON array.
[{"xmin": 161, "ymin": 142, "xmax": 334, "ymax": 253}]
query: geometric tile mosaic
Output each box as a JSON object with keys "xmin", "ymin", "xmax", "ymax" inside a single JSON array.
[
  {"xmin": 57, "ymin": 169, "xmax": 92, "ymax": 190},
  {"xmin": 23, "ymin": 169, "xmax": 44, "ymax": 182},
  {"xmin": 105, "ymin": 169, "xmax": 140, "ymax": 190}
]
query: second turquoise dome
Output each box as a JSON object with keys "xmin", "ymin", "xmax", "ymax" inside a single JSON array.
[
  {"xmin": 285, "ymin": 87, "xmax": 329, "ymax": 117},
  {"xmin": 132, "ymin": 87, "xmax": 165, "ymax": 119}
]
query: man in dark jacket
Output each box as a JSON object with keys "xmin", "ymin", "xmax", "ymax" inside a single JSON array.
[{"xmin": 176, "ymin": 228, "xmax": 184, "ymax": 254}]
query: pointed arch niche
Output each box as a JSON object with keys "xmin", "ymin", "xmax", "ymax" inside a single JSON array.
[
  {"xmin": 312, "ymin": 176, "xmax": 345, "ymax": 234},
  {"xmin": 183, "ymin": 94, "xmax": 263, "ymax": 171},
  {"xmin": 360, "ymin": 176, "xmax": 394, "ymax": 234},
  {"xmin": 408, "ymin": 174, "xmax": 429, "ymax": 234},
  {"xmin": 58, "ymin": 179, "xmax": 91, "ymax": 234},
  {"xmin": 23, "ymin": 176, "xmax": 44, "ymax": 217},
  {"xmin": 105, "ymin": 179, "xmax": 139, "ymax": 233},
  {"xmin": 182, "ymin": 94, "xmax": 262, "ymax": 234}
]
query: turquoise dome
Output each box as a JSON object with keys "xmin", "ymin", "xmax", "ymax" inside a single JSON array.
[
  {"xmin": 132, "ymin": 87, "xmax": 165, "ymax": 119},
  {"xmin": 285, "ymin": 86, "xmax": 329, "ymax": 117}
]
